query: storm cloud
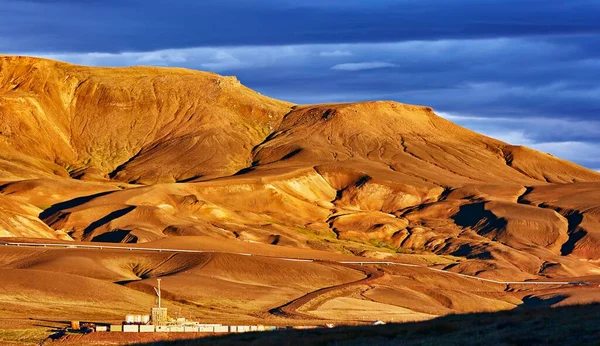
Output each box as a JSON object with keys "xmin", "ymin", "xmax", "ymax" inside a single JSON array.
[
  {"xmin": 1, "ymin": 1, "xmax": 599, "ymax": 169},
  {"xmin": 2, "ymin": 0, "xmax": 599, "ymax": 52}
]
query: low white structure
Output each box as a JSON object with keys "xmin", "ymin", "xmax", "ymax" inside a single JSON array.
[
  {"xmin": 214, "ymin": 326, "xmax": 229, "ymax": 333},
  {"xmin": 156, "ymin": 326, "xmax": 169, "ymax": 332},
  {"xmin": 123, "ymin": 325, "xmax": 139, "ymax": 333},
  {"xmin": 139, "ymin": 325, "xmax": 155, "ymax": 332},
  {"xmin": 168, "ymin": 326, "xmax": 184, "ymax": 332}
]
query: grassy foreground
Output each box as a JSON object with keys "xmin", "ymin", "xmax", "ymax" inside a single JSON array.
[{"xmin": 0, "ymin": 328, "xmax": 52, "ymax": 345}]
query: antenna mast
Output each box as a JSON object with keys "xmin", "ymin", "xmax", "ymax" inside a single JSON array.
[{"xmin": 153, "ymin": 278, "xmax": 162, "ymax": 308}]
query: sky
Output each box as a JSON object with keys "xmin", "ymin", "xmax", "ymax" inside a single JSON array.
[{"xmin": 1, "ymin": 0, "xmax": 599, "ymax": 170}]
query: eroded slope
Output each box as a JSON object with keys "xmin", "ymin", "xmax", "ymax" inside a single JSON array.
[
  {"xmin": 1, "ymin": 56, "xmax": 600, "ymax": 284},
  {"xmin": 0, "ymin": 55, "xmax": 291, "ymax": 183}
]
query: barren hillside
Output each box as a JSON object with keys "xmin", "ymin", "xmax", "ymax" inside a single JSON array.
[
  {"xmin": 2, "ymin": 56, "xmax": 599, "ymax": 276},
  {"xmin": 1, "ymin": 56, "xmax": 600, "ymax": 335}
]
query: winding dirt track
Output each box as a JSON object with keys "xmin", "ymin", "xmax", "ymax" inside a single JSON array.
[
  {"xmin": 0, "ymin": 239, "xmax": 587, "ymax": 322},
  {"xmin": 269, "ymin": 262, "xmax": 384, "ymax": 319}
]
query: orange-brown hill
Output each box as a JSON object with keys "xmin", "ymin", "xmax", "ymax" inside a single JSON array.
[
  {"xmin": 0, "ymin": 55, "xmax": 291, "ymax": 184},
  {"xmin": 1, "ymin": 55, "xmax": 600, "ymax": 282},
  {"xmin": 1, "ymin": 56, "xmax": 597, "ymax": 186}
]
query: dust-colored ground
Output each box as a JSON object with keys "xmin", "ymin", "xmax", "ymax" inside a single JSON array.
[
  {"xmin": 1, "ymin": 56, "xmax": 600, "ymax": 345},
  {"xmin": 0, "ymin": 240, "xmax": 597, "ymax": 345}
]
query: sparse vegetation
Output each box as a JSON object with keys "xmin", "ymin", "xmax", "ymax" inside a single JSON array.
[
  {"xmin": 62, "ymin": 163, "xmax": 75, "ymax": 174},
  {"xmin": 295, "ymin": 226, "xmax": 336, "ymax": 240},
  {"xmin": 0, "ymin": 329, "xmax": 50, "ymax": 345},
  {"xmin": 368, "ymin": 240, "xmax": 415, "ymax": 254}
]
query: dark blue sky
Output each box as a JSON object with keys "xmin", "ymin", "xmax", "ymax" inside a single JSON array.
[{"xmin": 2, "ymin": 0, "xmax": 599, "ymax": 169}]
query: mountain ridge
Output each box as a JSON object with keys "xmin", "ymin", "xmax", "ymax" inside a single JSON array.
[
  {"xmin": 2, "ymin": 55, "xmax": 599, "ymax": 186},
  {"xmin": 1, "ymin": 55, "xmax": 600, "ymax": 282}
]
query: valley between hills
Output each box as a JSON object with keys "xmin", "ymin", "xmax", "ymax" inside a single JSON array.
[{"xmin": 0, "ymin": 56, "xmax": 599, "ymax": 343}]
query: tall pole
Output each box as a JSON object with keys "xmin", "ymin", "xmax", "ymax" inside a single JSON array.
[
  {"xmin": 158, "ymin": 278, "xmax": 161, "ymax": 308},
  {"xmin": 154, "ymin": 278, "xmax": 162, "ymax": 308}
]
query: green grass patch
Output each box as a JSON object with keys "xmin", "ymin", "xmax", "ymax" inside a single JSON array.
[
  {"xmin": 368, "ymin": 240, "xmax": 415, "ymax": 254},
  {"xmin": 294, "ymin": 226, "xmax": 337, "ymax": 240}
]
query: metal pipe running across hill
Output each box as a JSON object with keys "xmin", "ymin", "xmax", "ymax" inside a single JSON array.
[{"xmin": 0, "ymin": 240, "xmax": 589, "ymax": 286}]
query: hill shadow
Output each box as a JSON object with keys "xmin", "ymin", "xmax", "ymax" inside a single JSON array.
[
  {"xmin": 83, "ymin": 206, "xmax": 136, "ymax": 238},
  {"xmin": 557, "ymin": 210, "xmax": 585, "ymax": 256},
  {"xmin": 39, "ymin": 190, "xmax": 116, "ymax": 220},
  {"xmin": 91, "ymin": 229, "xmax": 136, "ymax": 243},
  {"xmin": 518, "ymin": 294, "xmax": 569, "ymax": 309},
  {"xmin": 452, "ymin": 202, "xmax": 507, "ymax": 236}
]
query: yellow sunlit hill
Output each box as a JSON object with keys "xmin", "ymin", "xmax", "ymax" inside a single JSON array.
[{"xmin": 1, "ymin": 56, "xmax": 599, "ymax": 340}]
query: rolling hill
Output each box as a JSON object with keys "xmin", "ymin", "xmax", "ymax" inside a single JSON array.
[{"xmin": 0, "ymin": 56, "xmax": 599, "ymax": 338}]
